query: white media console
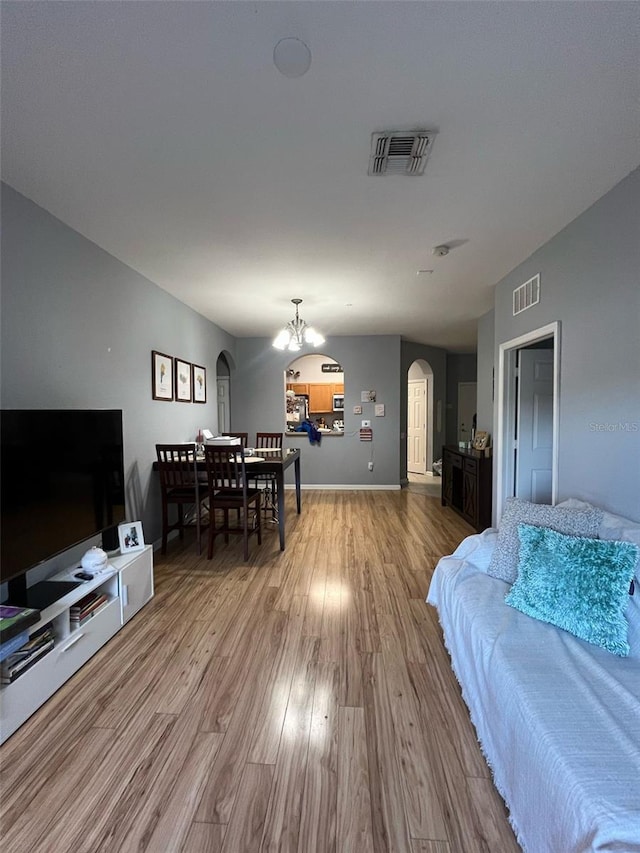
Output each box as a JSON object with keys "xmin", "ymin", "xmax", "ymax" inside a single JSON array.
[{"xmin": 0, "ymin": 545, "xmax": 154, "ymax": 744}]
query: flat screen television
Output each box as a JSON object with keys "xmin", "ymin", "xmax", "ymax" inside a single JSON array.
[{"xmin": 1, "ymin": 409, "xmax": 126, "ymax": 608}]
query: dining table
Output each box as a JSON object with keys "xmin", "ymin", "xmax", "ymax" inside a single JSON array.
[
  {"xmin": 228, "ymin": 448, "xmax": 301, "ymax": 551},
  {"xmin": 155, "ymin": 447, "xmax": 301, "ymax": 552}
]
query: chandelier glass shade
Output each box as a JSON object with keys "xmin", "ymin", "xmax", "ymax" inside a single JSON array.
[{"xmin": 272, "ymin": 299, "xmax": 325, "ymax": 352}]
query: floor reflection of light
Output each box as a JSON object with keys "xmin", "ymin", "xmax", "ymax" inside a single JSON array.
[{"xmin": 310, "ymin": 581, "xmax": 351, "ymax": 610}]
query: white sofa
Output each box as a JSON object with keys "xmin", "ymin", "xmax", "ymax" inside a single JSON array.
[{"xmin": 427, "ymin": 509, "xmax": 640, "ymax": 853}]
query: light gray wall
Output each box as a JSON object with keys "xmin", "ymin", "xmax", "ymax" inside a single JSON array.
[
  {"xmin": 489, "ymin": 166, "xmax": 640, "ymax": 520},
  {"xmin": 445, "ymin": 353, "xmax": 478, "ymax": 447},
  {"xmin": 400, "ymin": 341, "xmax": 447, "ymax": 478},
  {"xmin": 1, "ymin": 183, "xmax": 237, "ymax": 550},
  {"xmin": 231, "ymin": 336, "xmax": 402, "ymax": 486},
  {"xmin": 476, "ymin": 309, "xmax": 495, "ymax": 437}
]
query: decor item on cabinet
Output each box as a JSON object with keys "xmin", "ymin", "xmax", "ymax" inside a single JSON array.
[
  {"xmin": 473, "ymin": 430, "xmax": 489, "ymax": 450},
  {"xmin": 272, "ymin": 298, "xmax": 325, "ymax": 352},
  {"xmin": 175, "ymin": 358, "xmax": 192, "ymax": 402},
  {"xmin": 192, "ymin": 363, "xmax": 207, "ymax": 403},
  {"xmin": 152, "ymin": 350, "xmax": 173, "ymax": 401},
  {"xmin": 118, "ymin": 521, "xmax": 145, "ymax": 553},
  {"xmin": 81, "ymin": 547, "xmax": 109, "ymax": 573}
]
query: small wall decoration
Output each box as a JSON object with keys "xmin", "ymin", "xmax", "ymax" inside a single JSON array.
[
  {"xmin": 152, "ymin": 350, "xmax": 173, "ymax": 401},
  {"xmin": 175, "ymin": 358, "xmax": 192, "ymax": 402},
  {"xmin": 375, "ymin": 404, "xmax": 385, "ymax": 417},
  {"xmin": 192, "ymin": 364, "xmax": 207, "ymax": 403},
  {"xmin": 361, "ymin": 390, "xmax": 377, "ymax": 403},
  {"xmin": 473, "ymin": 430, "xmax": 490, "ymax": 450},
  {"xmin": 353, "ymin": 404, "xmax": 362, "ymax": 415},
  {"xmin": 118, "ymin": 521, "xmax": 145, "ymax": 553},
  {"xmin": 321, "ymin": 363, "xmax": 342, "ymax": 373}
]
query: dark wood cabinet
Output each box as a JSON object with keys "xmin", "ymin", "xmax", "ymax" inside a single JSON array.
[{"xmin": 441, "ymin": 445, "xmax": 492, "ymax": 531}]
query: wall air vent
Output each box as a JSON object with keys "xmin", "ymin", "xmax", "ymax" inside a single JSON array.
[
  {"xmin": 513, "ymin": 274, "xmax": 541, "ymax": 315},
  {"xmin": 368, "ymin": 130, "xmax": 437, "ymax": 176}
]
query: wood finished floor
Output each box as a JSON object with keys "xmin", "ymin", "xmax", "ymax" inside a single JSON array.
[{"xmin": 0, "ymin": 490, "xmax": 520, "ymax": 853}]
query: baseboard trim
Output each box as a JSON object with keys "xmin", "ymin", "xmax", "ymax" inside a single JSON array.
[{"xmin": 284, "ymin": 484, "xmax": 401, "ymax": 491}]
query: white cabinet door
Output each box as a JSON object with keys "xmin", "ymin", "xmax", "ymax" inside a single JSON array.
[{"xmin": 118, "ymin": 548, "xmax": 154, "ymax": 624}]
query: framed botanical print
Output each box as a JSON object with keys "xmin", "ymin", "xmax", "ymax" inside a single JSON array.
[
  {"xmin": 192, "ymin": 363, "xmax": 207, "ymax": 403},
  {"xmin": 175, "ymin": 358, "xmax": 192, "ymax": 402},
  {"xmin": 152, "ymin": 351, "xmax": 173, "ymax": 401}
]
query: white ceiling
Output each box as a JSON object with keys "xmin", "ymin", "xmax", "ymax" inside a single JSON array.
[{"xmin": 2, "ymin": 1, "xmax": 639, "ymax": 352}]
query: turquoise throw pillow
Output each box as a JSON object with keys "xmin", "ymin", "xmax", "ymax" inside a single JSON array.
[{"xmin": 506, "ymin": 524, "xmax": 639, "ymax": 656}]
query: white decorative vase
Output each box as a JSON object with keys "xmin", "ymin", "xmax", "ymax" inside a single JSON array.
[{"xmin": 81, "ymin": 546, "xmax": 109, "ymax": 573}]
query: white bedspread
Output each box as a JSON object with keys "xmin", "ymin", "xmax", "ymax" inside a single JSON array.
[{"xmin": 427, "ymin": 531, "xmax": 640, "ymax": 853}]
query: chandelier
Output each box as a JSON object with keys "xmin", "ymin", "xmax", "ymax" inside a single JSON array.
[{"xmin": 272, "ymin": 298, "xmax": 325, "ymax": 352}]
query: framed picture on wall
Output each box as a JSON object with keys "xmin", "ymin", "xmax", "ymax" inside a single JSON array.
[
  {"xmin": 175, "ymin": 358, "xmax": 192, "ymax": 402},
  {"xmin": 152, "ymin": 350, "xmax": 173, "ymax": 401},
  {"xmin": 192, "ymin": 364, "xmax": 207, "ymax": 403}
]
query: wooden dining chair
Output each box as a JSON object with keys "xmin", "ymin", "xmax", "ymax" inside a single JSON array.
[
  {"xmin": 204, "ymin": 445, "xmax": 262, "ymax": 561},
  {"xmin": 254, "ymin": 432, "xmax": 283, "ymax": 521},
  {"xmin": 156, "ymin": 443, "xmax": 207, "ymax": 555}
]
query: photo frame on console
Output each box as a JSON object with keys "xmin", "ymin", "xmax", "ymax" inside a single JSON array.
[
  {"xmin": 118, "ymin": 521, "xmax": 145, "ymax": 554},
  {"xmin": 473, "ymin": 430, "xmax": 489, "ymax": 451}
]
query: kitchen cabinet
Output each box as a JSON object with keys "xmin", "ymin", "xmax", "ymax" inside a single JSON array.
[
  {"xmin": 287, "ymin": 383, "xmax": 309, "ymax": 396},
  {"xmin": 308, "ymin": 383, "xmax": 333, "ymax": 413},
  {"xmin": 331, "ymin": 383, "xmax": 344, "ymax": 395}
]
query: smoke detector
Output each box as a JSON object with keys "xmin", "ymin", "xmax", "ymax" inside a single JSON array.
[
  {"xmin": 368, "ymin": 130, "xmax": 437, "ymax": 176},
  {"xmin": 432, "ymin": 245, "xmax": 450, "ymax": 257}
]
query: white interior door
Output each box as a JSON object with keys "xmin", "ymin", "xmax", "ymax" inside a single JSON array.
[
  {"xmin": 457, "ymin": 382, "xmax": 477, "ymax": 443},
  {"xmin": 217, "ymin": 377, "xmax": 230, "ymax": 434},
  {"xmin": 516, "ymin": 349, "xmax": 554, "ymax": 503},
  {"xmin": 407, "ymin": 380, "xmax": 427, "ymax": 473}
]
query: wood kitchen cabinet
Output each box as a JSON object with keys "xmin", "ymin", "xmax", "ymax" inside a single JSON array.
[
  {"xmin": 287, "ymin": 383, "xmax": 309, "ymax": 396},
  {"xmin": 308, "ymin": 383, "xmax": 333, "ymax": 413},
  {"xmin": 331, "ymin": 383, "xmax": 344, "ymax": 395},
  {"xmin": 441, "ymin": 445, "xmax": 492, "ymax": 531}
]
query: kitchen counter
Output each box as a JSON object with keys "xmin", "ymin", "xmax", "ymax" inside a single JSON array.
[{"xmin": 286, "ymin": 430, "xmax": 344, "ymax": 437}]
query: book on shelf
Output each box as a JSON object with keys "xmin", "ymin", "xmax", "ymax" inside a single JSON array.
[
  {"xmin": 1, "ymin": 625, "xmax": 54, "ymax": 684},
  {"xmin": 70, "ymin": 593, "xmax": 108, "ymax": 625},
  {"xmin": 0, "ymin": 630, "xmax": 30, "ymax": 663},
  {"xmin": 0, "ymin": 605, "xmax": 41, "ymax": 644}
]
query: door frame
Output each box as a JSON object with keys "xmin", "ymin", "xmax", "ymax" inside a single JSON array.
[{"xmin": 495, "ymin": 321, "xmax": 561, "ymax": 524}]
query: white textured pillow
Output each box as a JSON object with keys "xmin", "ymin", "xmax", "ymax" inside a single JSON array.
[
  {"xmin": 487, "ymin": 497, "xmax": 603, "ymax": 584},
  {"xmin": 557, "ymin": 498, "xmax": 640, "ymax": 579}
]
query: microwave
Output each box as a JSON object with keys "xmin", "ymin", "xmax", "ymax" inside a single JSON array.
[{"xmin": 332, "ymin": 394, "xmax": 344, "ymax": 412}]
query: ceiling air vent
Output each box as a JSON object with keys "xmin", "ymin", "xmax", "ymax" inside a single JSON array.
[
  {"xmin": 368, "ymin": 131, "xmax": 437, "ymax": 176},
  {"xmin": 513, "ymin": 274, "xmax": 541, "ymax": 315}
]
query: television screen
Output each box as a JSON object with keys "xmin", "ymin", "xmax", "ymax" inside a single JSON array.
[{"xmin": 1, "ymin": 410, "xmax": 126, "ymax": 587}]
